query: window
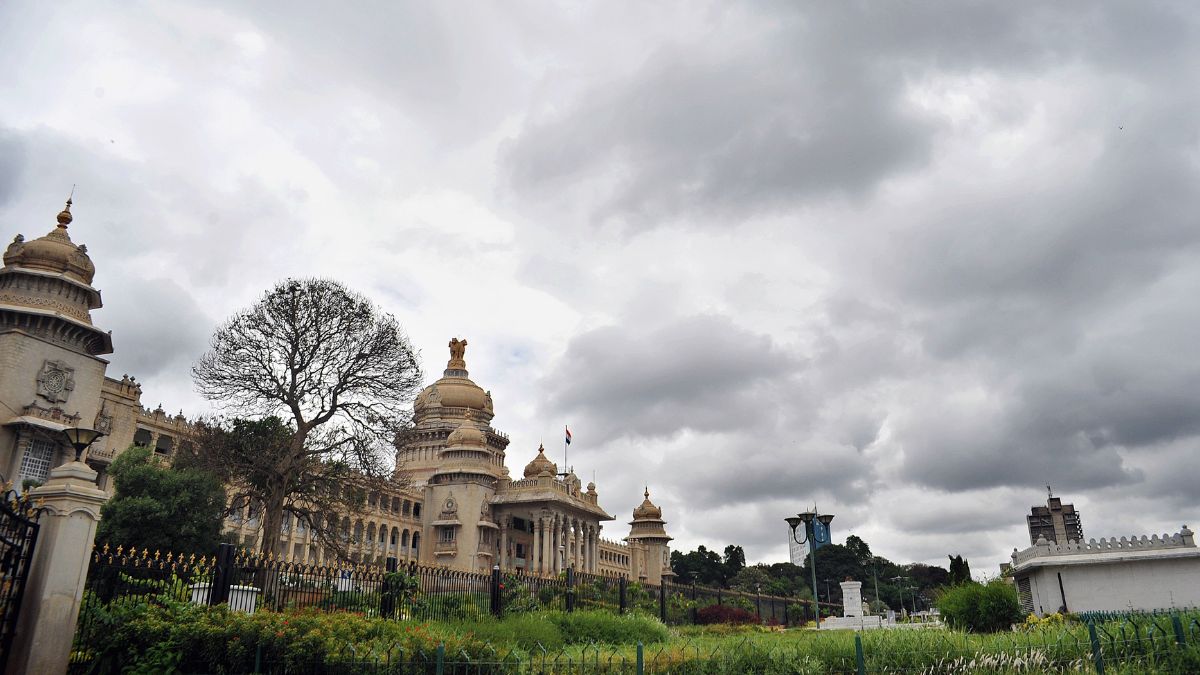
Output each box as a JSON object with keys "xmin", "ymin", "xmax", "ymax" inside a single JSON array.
[
  {"xmin": 439, "ymin": 527, "xmax": 455, "ymax": 542},
  {"xmin": 412, "ymin": 503, "xmax": 421, "ymax": 517},
  {"xmin": 19, "ymin": 439, "xmax": 55, "ymax": 487},
  {"xmin": 133, "ymin": 428, "xmax": 152, "ymax": 447},
  {"xmin": 155, "ymin": 435, "xmax": 174, "ymax": 454}
]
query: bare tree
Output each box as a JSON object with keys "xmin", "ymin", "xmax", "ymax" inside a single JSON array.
[{"xmin": 192, "ymin": 278, "xmax": 422, "ymax": 557}]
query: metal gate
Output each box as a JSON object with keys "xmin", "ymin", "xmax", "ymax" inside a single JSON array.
[{"xmin": 0, "ymin": 489, "xmax": 40, "ymax": 671}]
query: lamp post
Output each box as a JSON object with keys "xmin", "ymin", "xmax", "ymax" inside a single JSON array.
[
  {"xmin": 890, "ymin": 576, "xmax": 911, "ymax": 616},
  {"xmin": 61, "ymin": 427, "xmax": 106, "ymax": 463},
  {"xmin": 872, "ymin": 558, "xmax": 881, "ymax": 614},
  {"xmin": 785, "ymin": 510, "xmax": 834, "ymax": 620}
]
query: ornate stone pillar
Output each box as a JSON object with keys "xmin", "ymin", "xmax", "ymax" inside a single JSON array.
[
  {"xmin": 567, "ymin": 519, "xmax": 577, "ymax": 569},
  {"xmin": 542, "ymin": 514, "xmax": 549, "ymax": 571},
  {"xmin": 576, "ymin": 522, "xmax": 584, "ymax": 570},
  {"xmin": 8, "ymin": 461, "xmax": 108, "ymax": 675},
  {"xmin": 532, "ymin": 517, "xmax": 542, "ymax": 574},
  {"xmin": 587, "ymin": 527, "xmax": 596, "ymax": 573},
  {"xmin": 499, "ymin": 519, "xmax": 508, "ymax": 571}
]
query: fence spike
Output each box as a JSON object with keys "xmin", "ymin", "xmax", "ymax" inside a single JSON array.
[{"xmin": 116, "ymin": 544, "xmax": 124, "ymax": 556}]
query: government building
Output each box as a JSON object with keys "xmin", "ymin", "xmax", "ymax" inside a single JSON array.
[{"xmin": 0, "ymin": 201, "xmax": 673, "ymax": 583}]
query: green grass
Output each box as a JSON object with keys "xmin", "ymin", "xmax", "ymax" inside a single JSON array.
[{"xmin": 456, "ymin": 612, "xmax": 1200, "ymax": 674}]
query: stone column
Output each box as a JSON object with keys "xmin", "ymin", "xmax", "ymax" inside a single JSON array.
[
  {"xmin": 540, "ymin": 516, "xmax": 551, "ymax": 576},
  {"xmin": 568, "ymin": 519, "xmax": 577, "ymax": 569},
  {"xmin": 840, "ymin": 580, "xmax": 863, "ymax": 618},
  {"xmin": 8, "ymin": 461, "xmax": 108, "ymax": 675},
  {"xmin": 499, "ymin": 521, "xmax": 508, "ymax": 571}
]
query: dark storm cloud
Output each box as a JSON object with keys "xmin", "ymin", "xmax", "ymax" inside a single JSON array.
[
  {"xmin": 502, "ymin": 2, "xmax": 1198, "ymax": 230},
  {"xmin": 103, "ymin": 278, "xmax": 210, "ymax": 378},
  {"xmin": 543, "ymin": 314, "xmax": 802, "ymax": 443}
]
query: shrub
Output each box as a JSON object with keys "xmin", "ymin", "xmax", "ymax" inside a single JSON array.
[
  {"xmin": 73, "ymin": 594, "xmax": 497, "ymax": 674},
  {"xmin": 937, "ymin": 580, "xmax": 1022, "ymax": 633},
  {"xmin": 549, "ymin": 610, "xmax": 670, "ymax": 645},
  {"xmin": 460, "ymin": 613, "xmax": 565, "ymax": 650},
  {"xmin": 697, "ymin": 604, "xmax": 759, "ymax": 625}
]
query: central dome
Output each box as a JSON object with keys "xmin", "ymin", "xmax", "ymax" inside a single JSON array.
[{"xmin": 414, "ymin": 338, "xmax": 494, "ymax": 415}]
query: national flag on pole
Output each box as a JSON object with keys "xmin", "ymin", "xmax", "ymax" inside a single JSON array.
[{"xmin": 565, "ymin": 426, "xmax": 572, "ymax": 445}]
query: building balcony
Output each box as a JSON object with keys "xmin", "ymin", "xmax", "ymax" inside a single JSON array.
[{"xmin": 433, "ymin": 540, "xmax": 457, "ymax": 556}]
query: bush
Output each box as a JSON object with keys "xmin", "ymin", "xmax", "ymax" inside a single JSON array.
[
  {"xmin": 550, "ymin": 610, "xmax": 670, "ymax": 645},
  {"xmin": 936, "ymin": 580, "xmax": 1022, "ymax": 633},
  {"xmin": 74, "ymin": 594, "xmax": 496, "ymax": 674},
  {"xmin": 697, "ymin": 604, "xmax": 760, "ymax": 625}
]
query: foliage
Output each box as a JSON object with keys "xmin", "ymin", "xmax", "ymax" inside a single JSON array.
[
  {"xmin": 380, "ymin": 570, "xmax": 419, "ymax": 619},
  {"xmin": 937, "ymin": 580, "xmax": 1023, "ymax": 633},
  {"xmin": 550, "ymin": 610, "xmax": 669, "ymax": 645},
  {"xmin": 96, "ymin": 446, "xmax": 225, "ymax": 552},
  {"xmin": 948, "ymin": 554, "xmax": 972, "ymax": 584},
  {"xmin": 71, "ymin": 591, "xmax": 1200, "ymax": 674},
  {"xmin": 191, "ymin": 278, "xmax": 423, "ymax": 557},
  {"xmin": 671, "ymin": 544, "xmax": 746, "ymax": 586},
  {"xmin": 696, "ymin": 604, "xmax": 759, "ymax": 625},
  {"xmin": 73, "ymin": 593, "xmax": 492, "ymax": 674}
]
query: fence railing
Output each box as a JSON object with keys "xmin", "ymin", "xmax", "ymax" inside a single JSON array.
[{"xmin": 70, "ymin": 542, "xmax": 834, "ymax": 625}]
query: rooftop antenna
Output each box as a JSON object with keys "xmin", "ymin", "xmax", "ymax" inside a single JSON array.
[{"xmin": 1047, "ymin": 485, "xmax": 1053, "ymax": 499}]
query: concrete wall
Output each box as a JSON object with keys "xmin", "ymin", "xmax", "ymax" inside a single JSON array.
[{"xmin": 1021, "ymin": 556, "xmax": 1200, "ymax": 616}]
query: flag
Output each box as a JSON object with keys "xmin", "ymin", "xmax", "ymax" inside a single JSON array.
[{"xmin": 565, "ymin": 426, "xmax": 572, "ymax": 445}]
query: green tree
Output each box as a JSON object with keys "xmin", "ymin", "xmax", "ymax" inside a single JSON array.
[
  {"xmin": 845, "ymin": 535, "xmax": 873, "ymax": 566},
  {"xmin": 192, "ymin": 278, "xmax": 423, "ymax": 557},
  {"xmin": 96, "ymin": 446, "xmax": 225, "ymax": 553},
  {"xmin": 670, "ymin": 545, "xmax": 725, "ymax": 586},
  {"xmin": 722, "ymin": 544, "xmax": 746, "ymax": 583},
  {"xmin": 948, "ymin": 554, "xmax": 972, "ymax": 584}
]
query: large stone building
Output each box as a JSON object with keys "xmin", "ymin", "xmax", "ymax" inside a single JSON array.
[
  {"xmin": 228, "ymin": 343, "xmax": 675, "ymax": 581},
  {"xmin": 2, "ymin": 202, "xmax": 673, "ymax": 582}
]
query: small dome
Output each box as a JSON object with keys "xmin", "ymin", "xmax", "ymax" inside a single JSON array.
[
  {"xmin": 523, "ymin": 443, "xmax": 558, "ymax": 478},
  {"xmin": 3, "ymin": 199, "xmax": 96, "ymax": 285},
  {"xmin": 586, "ymin": 482, "xmax": 597, "ymax": 494},
  {"xmin": 633, "ymin": 487, "xmax": 662, "ymax": 520},
  {"xmin": 446, "ymin": 422, "xmax": 486, "ymax": 448}
]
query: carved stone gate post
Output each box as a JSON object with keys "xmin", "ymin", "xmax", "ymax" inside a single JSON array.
[{"xmin": 7, "ymin": 461, "xmax": 107, "ymax": 675}]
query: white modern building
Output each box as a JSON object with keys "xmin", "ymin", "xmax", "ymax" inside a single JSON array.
[{"xmin": 1009, "ymin": 526, "xmax": 1200, "ymax": 617}]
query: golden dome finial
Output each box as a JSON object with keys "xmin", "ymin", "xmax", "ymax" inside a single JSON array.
[{"xmin": 57, "ymin": 196, "xmax": 73, "ymax": 227}]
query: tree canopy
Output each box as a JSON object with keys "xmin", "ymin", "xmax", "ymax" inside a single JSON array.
[
  {"xmin": 191, "ymin": 278, "xmax": 422, "ymax": 557},
  {"xmin": 670, "ymin": 535, "xmax": 954, "ymax": 612},
  {"xmin": 96, "ymin": 446, "xmax": 226, "ymax": 553}
]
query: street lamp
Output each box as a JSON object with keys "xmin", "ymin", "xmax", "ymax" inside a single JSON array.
[
  {"xmin": 61, "ymin": 427, "xmax": 106, "ymax": 462},
  {"xmin": 785, "ymin": 510, "xmax": 834, "ymax": 620},
  {"xmin": 890, "ymin": 576, "xmax": 908, "ymax": 616}
]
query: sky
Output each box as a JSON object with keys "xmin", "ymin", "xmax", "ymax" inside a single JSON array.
[{"xmin": 3, "ymin": 1, "xmax": 1200, "ymax": 575}]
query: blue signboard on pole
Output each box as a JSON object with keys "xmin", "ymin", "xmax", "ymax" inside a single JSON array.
[{"xmin": 810, "ymin": 518, "xmax": 832, "ymax": 553}]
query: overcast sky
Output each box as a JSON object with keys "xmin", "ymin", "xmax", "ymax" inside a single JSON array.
[{"xmin": 3, "ymin": 1, "xmax": 1199, "ymax": 574}]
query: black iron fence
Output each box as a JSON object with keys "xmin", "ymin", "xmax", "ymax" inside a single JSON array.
[
  {"xmin": 71, "ymin": 542, "xmax": 832, "ymax": 628},
  {"xmin": 0, "ymin": 489, "xmax": 40, "ymax": 669}
]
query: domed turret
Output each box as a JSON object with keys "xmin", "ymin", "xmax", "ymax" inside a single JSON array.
[
  {"xmin": 3, "ymin": 199, "xmax": 96, "ymax": 285},
  {"xmin": 523, "ymin": 443, "xmax": 558, "ymax": 478},
  {"xmin": 0, "ymin": 199, "xmax": 112, "ymax": 355},
  {"xmin": 632, "ymin": 487, "xmax": 663, "ymax": 520}
]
